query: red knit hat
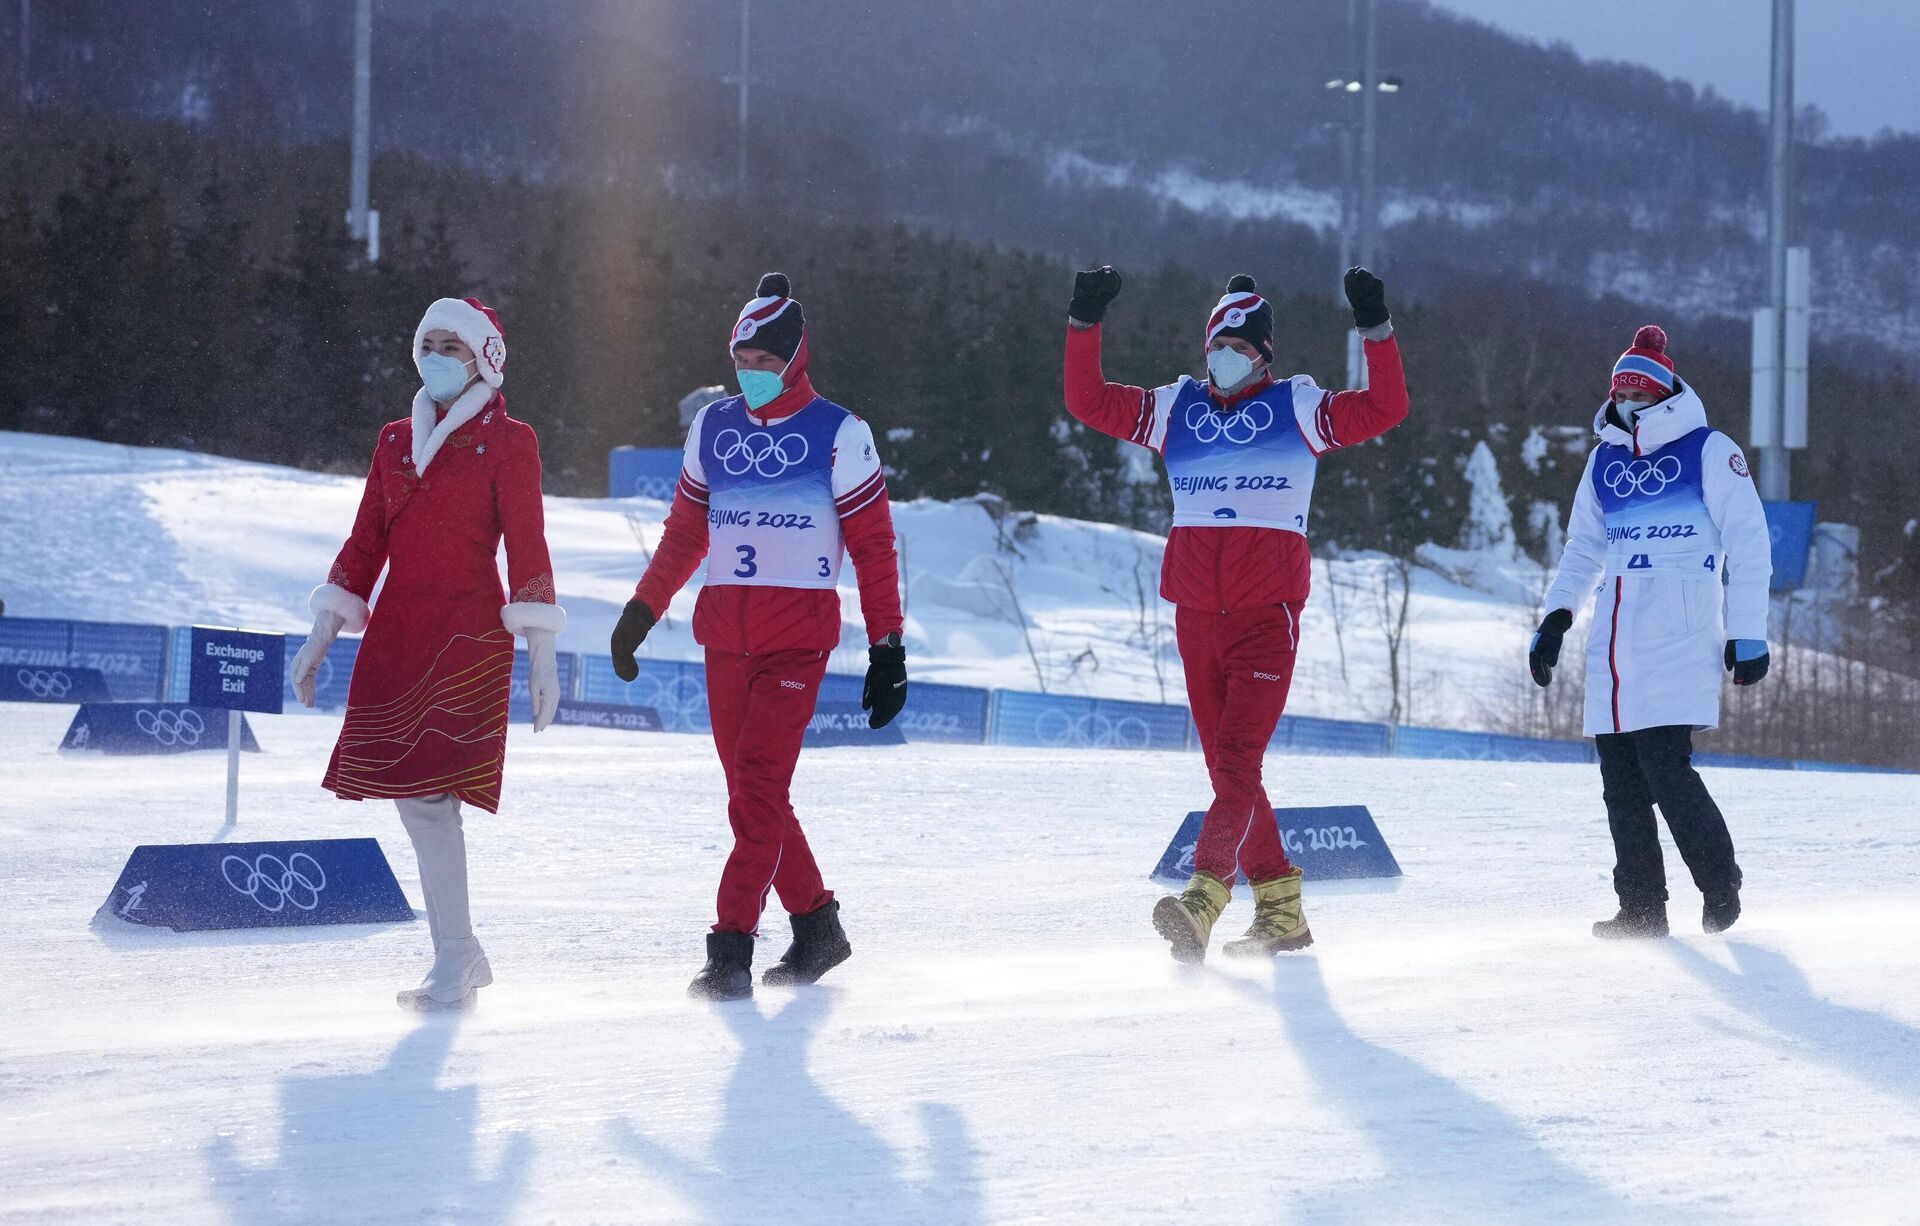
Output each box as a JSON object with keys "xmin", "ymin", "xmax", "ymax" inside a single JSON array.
[{"xmin": 1610, "ymin": 325, "xmax": 1674, "ymax": 398}]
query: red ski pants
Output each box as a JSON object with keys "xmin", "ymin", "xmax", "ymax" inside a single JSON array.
[
  {"xmin": 705, "ymin": 647, "xmax": 834, "ymax": 934},
  {"xmin": 1177, "ymin": 602, "xmax": 1303, "ymax": 884}
]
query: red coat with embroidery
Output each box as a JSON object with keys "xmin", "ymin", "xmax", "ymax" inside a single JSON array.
[
  {"xmin": 320, "ymin": 392, "xmax": 557, "ymax": 813},
  {"xmin": 1064, "ymin": 323, "xmax": 1409, "ymax": 611}
]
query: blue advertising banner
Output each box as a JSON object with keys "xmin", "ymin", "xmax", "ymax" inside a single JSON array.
[
  {"xmin": 61, "ymin": 703, "xmax": 262, "ymax": 755},
  {"xmin": 1151, "ymin": 804, "xmax": 1402, "ymax": 885},
  {"xmin": 608, "ymin": 446, "xmax": 685, "ymax": 500},
  {"xmin": 1270, "ymin": 715, "xmax": 1394, "ymax": 757},
  {"xmin": 990, "ymin": 689, "xmax": 1191, "ymax": 751},
  {"xmin": 1393, "ymin": 726, "xmax": 1595, "ymax": 764},
  {"xmin": 892, "ymin": 681, "xmax": 991, "ymax": 744},
  {"xmin": 0, "ymin": 664, "xmax": 113, "ymax": 703},
  {"xmin": 0, "ymin": 617, "xmax": 169, "ymax": 701},
  {"xmin": 578, "ymin": 655, "xmax": 712, "ymax": 732},
  {"xmin": 552, "ymin": 700, "xmax": 665, "ymax": 732},
  {"xmin": 188, "ymin": 626, "xmax": 286, "ymax": 714},
  {"xmin": 1763, "ymin": 499, "xmax": 1818, "ymax": 591},
  {"xmin": 803, "ymin": 701, "xmax": 907, "ymax": 748},
  {"xmin": 280, "ymin": 632, "xmax": 362, "ymax": 711},
  {"xmin": 509, "ymin": 648, "xmax": 580, "ymax": 725},
  {"xmin": 97, "ymin": 837, "xmax": 415, "ymax": 932}
]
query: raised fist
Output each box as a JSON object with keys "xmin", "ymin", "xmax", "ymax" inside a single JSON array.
[
  {"xmin": 1069, "ymin": 265, "xmax": 1124, "ymax": 325},
  {"xmin": 1344, "ymin": 266, "xmax": 1389, "ymax": 330}
]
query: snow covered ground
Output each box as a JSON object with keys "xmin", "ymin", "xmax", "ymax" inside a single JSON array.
[
  {"xmin": 4, "ymin": 704, "xmax": 1919, "ymax": 1224},
  {"xmin": 0, "ymin": 430, "xmax": 1566, "ymax": 731}
]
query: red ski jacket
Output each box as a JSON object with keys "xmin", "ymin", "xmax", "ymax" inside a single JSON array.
[
  {"xmin": 1063, "ymin": 322, "xmax": 1409, "ymax": 611},
  {"xmin": 633, "ymin": 373, "xmax": 903, "ymax": 654}
]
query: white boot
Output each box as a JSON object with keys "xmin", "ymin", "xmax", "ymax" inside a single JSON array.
[
  {"xmin": 396, "ymin": 935, "xmax": 493, "ymax": 1010},
  {"xmin": 395, "ymin": 794, "xmax": 488, "ymax": 1009}
]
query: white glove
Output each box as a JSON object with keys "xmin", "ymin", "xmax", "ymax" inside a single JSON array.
[
  {"xmin": 290, "ymin": 610, "xmax": 346, "ymax": 709},
  {"xmin": 526, "ymin": 627, "xmax": 561, "ymax": 733}
]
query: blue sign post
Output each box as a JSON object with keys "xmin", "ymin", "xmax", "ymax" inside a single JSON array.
[
  {"xmin": 188, "ymin": 626, "xmax": 285, "ymax": 827},
  {"xmin": 1762, "ymin": 499, "xmax": 1818, "ymax": 591},
  {"xmin": 1152, "ymin": 805, "xmax": 1402, "ymax": 885}
]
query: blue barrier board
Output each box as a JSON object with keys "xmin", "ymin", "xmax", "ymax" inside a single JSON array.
[
  {"xmin": 0, "ymin": 617, "xmax": 169, "ymax": 701},
  {"xmin": 1, "ymin": 664, "xmax": 113, "ymax": 703},
  {"xmin": 188, "ymin": 626, "xmax": 285, "ymax": 714},
  {"xmin": 61, "ymin": 703, "xmax": 262, "ymax": 755},
  {"xmin": 991, "ymin": 689, "xmax": 1191, "ymax": 751},
  {"xmin": 608, "ymin": 446, "xmax": 684, "ymax": 500},
  {"xmin": 1152, "ymin": 804, "xmax": 1402, "ymax": 885},
  {"xmin": 1763, "ymin": 499, "xmax": 1818, "ymax": 591},
  {"xmin": 1393, "ymin": 726, "xmax": 1596, "ymax": 764},
  {"xmin": 97, "ymin": 837, "xmax": 415, "ymax": 932},
  {"xmin": 804, "ymin": 701, "xmax": 907, "ymax": 748},
  {"xmin": 552, "ymin": 700, "xmax": 665, "ymax": 732},
  {"xmin": 893, "ymin": 681, "xmax": 991, "ymax": 744},
  {"xmin": 1271, "ymin": 715, "xmax": 1393, "ymax": 757},
  {"xmin": 579, "ymin": 656, "xmax": 711, "ymax": 732}
]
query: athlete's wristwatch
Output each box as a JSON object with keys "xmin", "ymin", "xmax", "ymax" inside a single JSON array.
[{"xmin": 877, "ymin": 631, "xmax": 902, "ymax": 649}]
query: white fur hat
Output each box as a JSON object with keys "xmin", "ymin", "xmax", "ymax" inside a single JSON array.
[{"xmin": 413, "ymin": 297, "xmax": 506, "ymax": 389}]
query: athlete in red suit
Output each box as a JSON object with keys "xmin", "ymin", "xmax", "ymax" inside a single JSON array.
[
  {"xmin": 290, "ymin": 297, "xmax": 565, "ymax": 1009},
  {"xmin": 1063, "ymin": 267, "xmax": 1409, "ymax": 960},
  {"xmin": 611, "ymin": 272, "xmax": 905, "ymax": 1000}
]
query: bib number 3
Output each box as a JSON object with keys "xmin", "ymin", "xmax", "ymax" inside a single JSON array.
[{"xmin": 733, "ymin": 545, "xmax": 758, "ymax": 578}]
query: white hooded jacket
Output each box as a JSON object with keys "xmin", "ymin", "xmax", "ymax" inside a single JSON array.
[{"xmin": 1543, "ymin": 381, "xmax": 1772, "ymax": 736}]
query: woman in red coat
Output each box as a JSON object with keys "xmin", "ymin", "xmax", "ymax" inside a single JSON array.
[{"xmin": 288, "ymin": 296, "xmax": 565, "ymax": 1010}]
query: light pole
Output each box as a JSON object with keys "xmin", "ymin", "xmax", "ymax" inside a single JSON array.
[
  {"xmin": 1324, "ymin": 62, "xmax": 1400, "ymax": 388},
  {"xmin": 346, "ymin": 0, "xmax": 378, "ymax": 261},
  {"xmin": 1761, "ymin": 0, "xmax": 1795, "ymax": 499},
  {"xmin": 722, "ymin": 0, "xmax": 753, "ymax": 203},
  {"xmin": 18, "ymin": 0, "xmax": 30, "ymax": 105}
]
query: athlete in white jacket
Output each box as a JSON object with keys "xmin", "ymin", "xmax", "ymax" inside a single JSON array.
[{"xmin": 1530, "ymin": 326, "xmax": 1772, "ymax": 938}]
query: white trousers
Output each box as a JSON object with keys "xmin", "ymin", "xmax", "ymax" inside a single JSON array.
[{"xmin": 394, "ymin": 793, "xmax": 471, "ymax": 945}]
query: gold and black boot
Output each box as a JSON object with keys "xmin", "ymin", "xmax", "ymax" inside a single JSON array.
[
  {"xmin": 1152, "ymin": 870, "xmax": 1231, "ymax": 963},
  {"xmin": 1222, "ymin": 869, "xmax": 1314, "ymax": 956}
]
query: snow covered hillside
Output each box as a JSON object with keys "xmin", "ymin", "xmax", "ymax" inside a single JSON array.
[
  {"xmin": 3, "ymin": 706, "xmax": 1918, "ymax": 1223},
  {"xmin": 0, "ymin": 431, "xmax": 1562, "ymax": 731}
]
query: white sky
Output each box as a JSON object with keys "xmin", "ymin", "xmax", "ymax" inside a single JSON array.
[{"xmin": 1430, "ymin": 0, "xmax": 1920, "ymax": 139}]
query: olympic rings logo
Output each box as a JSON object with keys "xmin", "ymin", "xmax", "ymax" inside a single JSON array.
[
  {"xmin": 1184, "ymin": 398, "xmax": 1273, "ymax": 446},
  {"xmin": 630, "ymin": 673, "xmax": 711, "ymax": 733},
  {"xmin": 15, "ymin": 668, "xmax": 73, "ymax": 699},
  {"xmin": 714, "ymin": 428, "xmax": 809, "ymax": 478},
  {"xmin": 221, "ymin": 852, "xmax": 327, "ymax": 912},
  {"xmin": 1602, "ymin": 455, "xmax": 1683, "ymax": 498},
  {"xmin": 136, "ymin": 707, "xmax": 206, "ymax": 747},
  {"xmin": 1034, "ymin": 709, "xmax": 1153, "ymax": 750}
]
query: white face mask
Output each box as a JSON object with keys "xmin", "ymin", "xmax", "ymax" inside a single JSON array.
[{"xmin": 1207, "ymin": 346, "xmax": 1256, "ymax": 390}]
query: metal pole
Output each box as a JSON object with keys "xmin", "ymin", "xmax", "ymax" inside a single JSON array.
[
  {"xmin": 1358, "ymin": 0, "xmax": 1378, "ymax": 272},
  {"xmin": 348, "ymin": 0, "xmax": 372, "ymax": 253},
  {"xmin": 224, "ymin": 710, "xmax": 241, "ymax": 826},
  {"xmin": 18, "ymin": 0, "xmax": 29, "ymax": 105},
  {"xmin": 1761, "ymin": 0, "xmax": 1794, "ymax": 500},
  {"xmin": 736, "ymin": 0, "xmax": 751, "ymax": 202}
]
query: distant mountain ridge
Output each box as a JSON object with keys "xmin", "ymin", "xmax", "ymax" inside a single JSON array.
[{"xmin": 9, "ymin": 0, "xmax": 1920, "ymax": 356}]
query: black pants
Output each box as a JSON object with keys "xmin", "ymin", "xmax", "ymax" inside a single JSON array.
[{"xmin": 1594, "ymin": 725, "xmax": 1741, "ymax": 907}]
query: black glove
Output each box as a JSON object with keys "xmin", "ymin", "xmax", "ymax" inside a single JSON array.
[
  {"xmin": 1529, "ymin": 609, "xmax": 1574, "ymax": 688},
  {"xmin": 1344, "ymin": 266, "xmax": 1389, "ymax": 330},
  {"xmin": 1069, "ymin": 265, "xmax": 1123, "ymax": 325},
  {"xmin": 1724, "ymin": 640, "xmax": 1771, "ymax": 686},
  {"xmin": 609, "ymin": 599, "xmax": 657, "ymax": 682},
  {"xmin": 862, "ymin": 638, "xmax": 908, "ymax": 729}
]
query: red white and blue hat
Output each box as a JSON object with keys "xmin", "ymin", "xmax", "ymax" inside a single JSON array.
[
  {"xmin": 1611, "ymin": 325, "xmax": 1675, "ymax": 397},
  {"xmin": 730, "ymin": 272, "xmax": 805, "ymax": 363},
  {"xmin": 1204, "ymin": 274, "xmax": 1274, "ymax": 364}
]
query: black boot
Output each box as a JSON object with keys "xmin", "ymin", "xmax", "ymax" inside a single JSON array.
[
  {"xmin": 1593, "ymin": 901, "xmax": 1669, "ymax": 939},
  {"xmin": 688, "ymin": 930, "xmax": 754, "ymax": 1001},
  {"xmin": 1702, "ymin": 885, "xmax": 1741, "ymax": 934},
  {"xmin": 762, "ymin": 899, "xmax": 852, "ymax": 987}
]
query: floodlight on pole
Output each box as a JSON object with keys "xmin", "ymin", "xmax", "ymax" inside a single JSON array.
[{"xmin": 345, "ymin": 0, "xmax": 377, "ymax": 262}]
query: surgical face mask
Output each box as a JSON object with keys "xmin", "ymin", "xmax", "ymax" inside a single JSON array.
[
  {"xmin": 420, "ymin": 351, "xmax": 476, "ymax": 403},
  {"xmin": 737, "ymin": 367, "xmax": 784, "ymax": 411},
  {"xmin": 1207, "ymin": 345, "xmax": 1255, "ymax": 390}
]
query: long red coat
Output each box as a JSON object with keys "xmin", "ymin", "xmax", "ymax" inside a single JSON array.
[{"xmin": 319, "ymin": 390, "xmax": 558, "ymax": 813}]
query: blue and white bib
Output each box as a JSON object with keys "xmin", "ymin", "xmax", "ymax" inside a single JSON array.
[
  {"xmin": 1591, "ymin": 426, "xmax": 1723, "ymax": 577},
  {"xmin": 1162, "ymin": 378, "xmax": 1319, "ymax": 532},
  {"xmin": 700, "ymin": 398, "xmax": 846, "ymax": 588}
]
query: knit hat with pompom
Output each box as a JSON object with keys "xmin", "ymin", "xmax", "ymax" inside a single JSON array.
[
  {"xmin": 1611, "ymin": 325, "xmax": 1675, "ymax": 398},
  {"xmin": 1204, "ymin": 273, "xmax": 1274, "ymax": 364}
]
